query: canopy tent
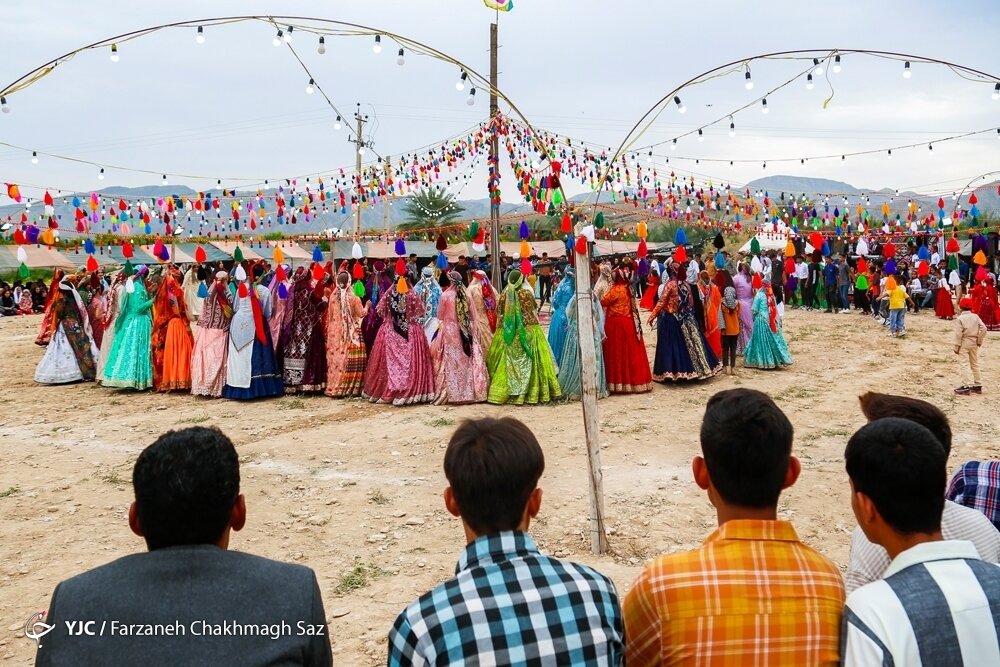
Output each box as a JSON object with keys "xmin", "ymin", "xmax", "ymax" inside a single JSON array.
[
  {"xmin": 0, "ymin": 244, "xmax": 77, "ymax": 271},
  {"xmin": 174, "ymin": 242, "xmax": 231, "ymax": 263},
  {"xmin": 738, "ymin": 234, "xmax": 815, "ymax": 254},
  {"xmin": 62, "ymin": 249, "xmax": 120, "ymax": 269},
  {"xmin": 100, "ymin": 244, "xmax": 159, "ymax": 266},
  {"xmin": 359, "ymin": 241, "xmax": 439, "ymax": 259},
  {"xmin": 208, "ymin": 241, "xmax": 265, "ymax": 261},
  {"xmin": 261, "ymin": 241, "xmax": 313, "ymax": 268},
  {"xmin": 138, "ymin": 244, "xmax": 197, "ymax": 264}
]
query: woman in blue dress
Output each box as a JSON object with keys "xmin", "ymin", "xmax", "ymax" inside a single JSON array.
[
  {"xmin": 556, "ymin": 290, "xmax": 608, "ymax": 400},
  {"xmin": 546, "ymin": 266, "xmax": 575, "ymax": 362},
  {"xmin": 222, "ymin": 275, "xmax": 285, "ymax": 400},
  {"xmin": 743, "ymin": 276, "xmax": 793, "ymax": 369},
  {"xmin": 647, "ymin": 262, "xmax": 721, "ymax": 382},
  {"xmin": 102, "ymin": 265, "xmax": 154, "ymax": 390}
]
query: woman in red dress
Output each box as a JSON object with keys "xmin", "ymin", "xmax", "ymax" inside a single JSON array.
[
  {"xmin": 639, "ymin": 271, "xmax": 660, "ymax": 311},
  {"xmin": 599, "ymin": 262, "xmax": 652, "ymax": 394},
  {"xmin": 934, "ymin": 275, "xmax": 955, "ymax": 320},
  {"xmin": 976, "ymin": 276, "xmax": 1000, "ymax": 331}
]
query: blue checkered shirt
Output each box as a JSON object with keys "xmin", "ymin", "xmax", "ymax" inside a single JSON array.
[{"xmin": 388, "ymin": 531, "xmax": 623, "ymax": 666}]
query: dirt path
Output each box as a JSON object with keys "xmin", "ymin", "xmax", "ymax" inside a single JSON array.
[{"xmin": 1, "ymin": 308, "xmax": 997, "ymax": 664}]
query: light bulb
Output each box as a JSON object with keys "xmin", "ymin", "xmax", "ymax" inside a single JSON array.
[
  {"xmin": 284, "ymin": 26, "xmax": 293, "ymax": 43},
  {"xmin": 397, "ymin": 48, "xmax": 405, "ymax": 66},
  {"xmin": 762, "ymin": 162, "xmax": 767, "ymax": 170},
  {"xmin": 334, "ymin": 115, "xmax": 342, "ymax": 130},
  {"xmin": 373, "ymin": 35, "xmax": 382, "ymax": 54},
  {"xmin": 806, "ymin": 74, "xmax": 814, "ymax": 90},
  {"xmin": 813, "ymin": 58, "xmax": 823, "ymax": 75},
  {"xmin": 358, "ymin": 147, "xmax": 366, "ymax": 155},
  {"xmin": 0, "ymin": 96, "xmax": 8, "ymax": 113},
  {"xmin": 697, "ymin": 128, "xmax": 704, "ymax": 142},
  {"xmin": 928, "ymin": 143, "xmax": 933, "ymax": 151},
  {"xmin": 673, "ymin": 96, "xmax": 686, "ymax": 113},
  {"xmin": 31, "ymin": 151, "xmax": 38, "ymax": 164},
  {"xmin": 800, "ymin": 159, "xmax": 806, "ymax": 167},
  {"xmin": 273, "ymin": 30, "xmax": 282, "ymax": 47},
  {"xmin": 729, "ymin": 161, "xmax": 734, "ymax": 169},
  {"xmin": 833, "ymin": 55, "xmax": 842, "ymax": 73},
  {"xmin": 887, "ymin": 150, "xmax": 892, "ymax": 159},
  {"xmin": 306, "ymin": 78, "xmax": 315, "ymax": 94},
  {"xmin": 903, "ymin": 61, "xmax": 911, "ymax": 78},
  {"xmin": 671, "ymin": 138, "xmax": 677, "ymax": 150},
  {"xmin": 456, "ymin": 71, "xmax": 467, "ymax": 91},
  {"xmin": 646, "ymin": 151, "xmax": 652, "ymax": 162},
  {"xmin": 318, "ymin": 36, "xmax": 326, "ymax": 54},
  {"xmin": 98, "ymin": 168, "xmax": 105, "ymax": 180},
  {"xmin": 466, "ymin": 88, "xmax": 476, "ymax": 106},
  {"xmin": 729, "ymin": 121, "xmax": 736, "ymax": 137},
  {"xmin": 761, "ymin": 98, "xmax": 769, "ymax": 114},
  {"xmin": 996, "ymin": 128, "xmax": 999, "ymax": 140},
  {"xmin": 841, "ymin": 155, "xmax": 846, "ymax": 165},
  {"xmin": 993, "ymin": 83, "xmax": 1000, "ymax": 100},
  {"xmin": 744, "ymin": 69, "xmax": 753, "ymax": 90},
  {"xmin": 110, "ymin": 44, "xmax": 119, "ymax": 62},
  {"xmin": 196, "ymin": 26, "xmax": 205, "ymax": 43},
  {"xmin": 162, "ymin": 175, "xmax": 168, "ymax": 185}
]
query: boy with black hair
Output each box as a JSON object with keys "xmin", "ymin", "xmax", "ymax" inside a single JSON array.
[
  {"xmin": 37, "ymin": 427, "xmax": 332, "ymax": 667},
  {"xmin": 623, "ymin": 389, "xmax": 844, "ymax": 666},
  {"xmin": 845, "ymin": 393, "xmax": 1000, "ymax": 592},
  {"xmin": 842, "ymin": 418, "xmax": 1000, "ymax": 665},
  {"xmin": 388, "ymin": 417, "xmax": 622, "ymax": 666}
]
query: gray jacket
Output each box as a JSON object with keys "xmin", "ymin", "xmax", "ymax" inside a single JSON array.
[{"xmin": 35, "ymin": 545, "xmax": 332, "ymax": 667}]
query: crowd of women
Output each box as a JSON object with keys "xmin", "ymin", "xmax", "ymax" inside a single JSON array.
[{"xmin": 25, "ymin": 242, "xmax": 796, "ymax": 405}]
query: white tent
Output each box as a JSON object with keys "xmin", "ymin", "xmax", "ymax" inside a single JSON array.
[{"xmin": 738, "ymin": 234, "xmax": 814, "ymax": 254}]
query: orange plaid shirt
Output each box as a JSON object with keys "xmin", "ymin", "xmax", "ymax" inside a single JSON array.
[{"xmin": 623, "ymin": 519, "xmax": 845, "ymax": 666}]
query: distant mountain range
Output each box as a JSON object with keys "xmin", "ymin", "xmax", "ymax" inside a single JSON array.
[{"xmin": 2, "ymin": 176, "xmax": 996, "ymax": 239}]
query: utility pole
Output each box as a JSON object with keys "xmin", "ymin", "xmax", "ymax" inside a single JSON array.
[
  {"xmin": 350, "ymin": 104, "xmax": 369, "ymax": 241},
  {"xmin": 382, "ymin": 155, "xmax": 392, "ymax": 239},
  {"xmin": 489, "ymin": 22, "xmax": 501, "ymax": 287}
]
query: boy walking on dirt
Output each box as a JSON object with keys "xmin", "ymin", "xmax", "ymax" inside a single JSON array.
[{"xmin": 954, "ymin": 297, "xmax": 988, "ymax": 395}]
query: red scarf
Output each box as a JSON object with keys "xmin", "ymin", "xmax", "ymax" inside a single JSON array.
[
  {"xmin": 765, "ymin": 286, "xmax": 778, "ymax": 333},
  {"xmin": 249, "ymin": 286, "xmax": 268, "ymax": 344}
]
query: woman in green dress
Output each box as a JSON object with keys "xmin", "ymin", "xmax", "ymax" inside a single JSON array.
[
  {"xmin": 102, "ymin": 265, "xmax": 155, "ymax": 389},
  {"xmin": 486, "ymin": 270, "xmax": 561, "ymax": 405},
  {"xmin": 743, "ymin": 276, "xmax": 793, "ymax": 370}
]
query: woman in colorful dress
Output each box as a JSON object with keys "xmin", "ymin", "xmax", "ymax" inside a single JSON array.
[
  {"xmin": 592, "ymin": 262, "xmax": 613, "ymax": 303},
  {"xmin": 85, "ymin": 275, "xmax": 107, "ymax": 351},
  {"xmin": 557, "ymin": 291, "xmax": 609, "ymax": 400},
  {"xmin": 267, "ymin": 264, "xmax": 292, "ymax": 355},
  {"xmin": 639, "ymin": 271, "xmax": 660, "ymax": 311},
  {"xmin": 34, "ymin": 268, "xmax": 65, "ymax": 347},
  {"xmin": 600, "ymin": 263, "xmax": 653, "ymax": 394},
  {"xmin": 467, "ymin": 269, "xmax": 497, "ymax": 356},
  {"xmin": 222, "ymin": 277, "xmax": 284, "ymax": 400},
  {"xmin": 430, "ymin": 271, "xmax": 488, "ymax": 405},
  {"xmin": 648, "ymin": 262, "xmax": 721, "ymax": 382},
  {"xmin": 325, "ymin": 271, "xmax": 369, "ymax": 398},
  {"xmin": 413, "ymin": 266, "xmax": 443, "ymax": 342},
  {"xmin": 191, "ymin": 271, "xmax": 232, "ymax": 397},
  {"xmin": 698, "ymin": 270, "xmax": 723, "ymax": 359},
  {"xmin": 281, "ymin": 267, "xmax": 328, "ymax": 393},
  {"xmin": 546, "ymin": 266, "xmax": 575, "ymax": 363},
  {"xmin": 102, "ymin": 266, "xmax": 154, "ymax": 390},
  {"xmin": 935, "ymin": 272, "xmax": 956, "ymax": 320},
  {"xmin": 182, "ymin": 265, "xmax": 203, "ymax": 321},
  {"xmin": 732, "ymin": 262, "xmax": 755, "ymax": 353},
  {"xmin": 361, "ymin": 261, "xmax": 394, "ymax": 354},
  {"xmin": 486, "ymin": 270, "xmax": 561, "ymax": 405},
  {"xmin": 34, "ymin": 273, "xmax": 99, "ymax": 384},
  {"xmin": 96, "ymin": 272, "xmax": 126, "ymax": 380},
  {"xmin": 151, "ymin": 267, "xmax": 194, "ymax": 392},
  {"xmin": 743, "ymin": 277, "xmax": 793, "ymax": 370},
  {"xmin": 977, "ymin": 275, "xmax": 1000, "ymax": 331},
  {"xmin": 362, "ymin": 279, "xmax": 436, "ymax": 405}
]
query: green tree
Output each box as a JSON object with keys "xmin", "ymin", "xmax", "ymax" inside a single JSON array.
[{"xmin": 398, "ymin": 188, "xmax": 465, "ymax": 231}]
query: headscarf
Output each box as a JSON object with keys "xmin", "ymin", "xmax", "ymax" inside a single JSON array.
[
  {"xmin": 471, "ymin": 270, "xmax": 497, "ymax": 331},
  {"xmin": 722, "ymin": 286, "xmax": 738, "ymax": 310},
  {"xmin": 35, "ymin": 268, "xmax": 66, "ymax": 346},
  {"xmin": 102, "ymin": 271, "xmax": 127, "ymax": 328},
  {"xmin": 502, "ymin": 270, "xmax": 529, "ymax": 353},
  {"xmin": 763, "ymin": 282, "xmax": 778, "ymax": 333},
  {"xmin": 388, "ymin": 283, "xmax": 409, "ymax": 339},
  {"xmin": 448, "ymin": 271, "xmax": 474, "ymax": 357}
]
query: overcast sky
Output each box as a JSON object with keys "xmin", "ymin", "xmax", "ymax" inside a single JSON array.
[{"xmin": 1, "ymin": 0, "xmax": 998, "ymax": 203}]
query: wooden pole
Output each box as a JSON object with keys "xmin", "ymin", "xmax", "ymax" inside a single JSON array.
[
  {"xmin": 352, "ymin": 106, "xmax": 368, "ymax": 241},
  {"xmin": 574, "ymin": 235, "xmax": 609, "ymax": 555},
  {"xmin": 382, "ymin": 155, "xmax": 391, "ymax": 239},
  {"xmin": 489, "ymin": 22, "xmax": 501, "ymax": 287}
]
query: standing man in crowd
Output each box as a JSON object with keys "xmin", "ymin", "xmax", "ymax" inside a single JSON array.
[
  {"xmin": 536, "ymin": 252, "xmax": 554, "ymax": 311},
  {"xmin": 623, "ymin": 389, "xmax": 844, "ymax": 666},
  {"xmin": 824, "ymin": 255, "xmax": 839, "ymax": 313}
]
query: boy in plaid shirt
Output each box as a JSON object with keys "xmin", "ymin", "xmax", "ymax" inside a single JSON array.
[{"xmin": 388, "ymin": 417, "xmax": 623, "ymax": 666}]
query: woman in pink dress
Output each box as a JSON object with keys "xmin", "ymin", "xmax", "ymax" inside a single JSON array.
[
  {"xmin": 191, "ymin": 271, "xmax": 232, "ymax": 397},
  {"xmin": 362, "ymin": 280, "xmax": 435, "ymax": 406},
  {"xmin": 325, "ymin": 271, "xmax": 370, "ymax": 397},
  {"xmin": 430, "ymin": 271, "xmax": 488, "ymax": 404},
  {"xmin": 732, "ymin": 262, "xmax": 755, "ymax": 353}
]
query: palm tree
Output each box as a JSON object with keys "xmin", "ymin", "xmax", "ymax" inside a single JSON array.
[{"xmin": 398, "ymin": 187, "xmax": 465, "ymax": 231}]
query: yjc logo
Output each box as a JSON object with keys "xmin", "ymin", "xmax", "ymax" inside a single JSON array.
[{"xmin": 24, "ymin": 611, "xmax": 54, "ymax": 649}]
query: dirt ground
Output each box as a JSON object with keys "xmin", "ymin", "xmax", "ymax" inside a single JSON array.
[{"xmin": 1, "ymin": 306, "xmax": 998, "ymax": 664}]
